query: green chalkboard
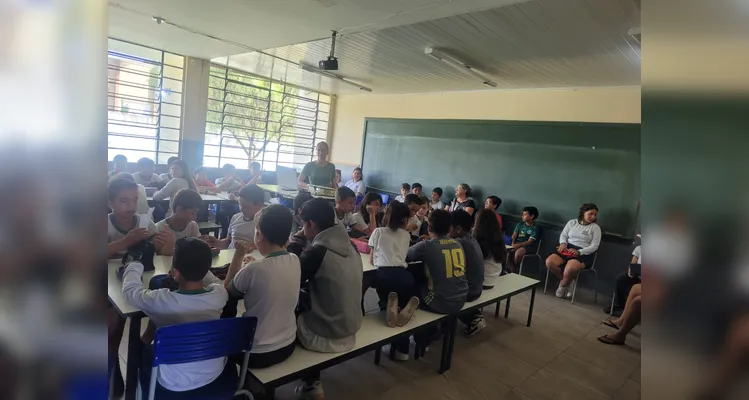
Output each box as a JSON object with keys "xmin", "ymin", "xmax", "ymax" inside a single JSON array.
[{"xmin": 361, "ymin": 118, "xmax": 640, "ymax": 238}]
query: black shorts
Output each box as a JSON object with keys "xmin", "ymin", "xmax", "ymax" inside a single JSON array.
[{"xmin": 559, "ymin": 244, "xmax": 595, "ymax": 269}]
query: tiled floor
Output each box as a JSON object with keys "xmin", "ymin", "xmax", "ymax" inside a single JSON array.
[{"xmin": 117, "ymin": 288, "xmax": 641, "ymax": 399}]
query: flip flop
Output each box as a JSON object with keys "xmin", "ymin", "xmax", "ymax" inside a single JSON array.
[
  {"xmin": 597, "ymin": 335, "xmax": 625, "ymax": 346},
  {"xmin": 396, "ymin": 296, "xmax": 420, "ymax": 327},
  {"xmin": 602, "ymin": 319, "xmax": 621, "ymax": 330},
  {"xmin": 386, "ymin": 292, "xmax": 398, "ymax": 328}
]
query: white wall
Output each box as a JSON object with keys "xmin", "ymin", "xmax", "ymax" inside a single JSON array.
[{"xmin": 329, "ymin": 86, "xmax": 641, "ymax": 164}]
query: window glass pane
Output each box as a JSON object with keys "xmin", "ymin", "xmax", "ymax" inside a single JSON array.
[
  {"xmin": 203, "ymin": 156, "xmax": 220, "ymax": 168},
  {"xmin": 108, "ymin": 39, "xmax": 183, "ymax": 162}
]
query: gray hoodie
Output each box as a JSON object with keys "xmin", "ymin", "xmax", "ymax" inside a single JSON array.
[{"xmin": 299, "ymin": 223, "xmax": 363, "ymax": 339}]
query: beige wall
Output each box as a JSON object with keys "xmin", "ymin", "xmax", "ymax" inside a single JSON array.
[{"xmin": 329, "ymin": 86, "xmax": 641, "ymax": 164}]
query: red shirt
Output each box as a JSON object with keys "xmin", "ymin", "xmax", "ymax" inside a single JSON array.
[{"xmin": 495, "ymin": 211, "xmax": 503, "ymax": 229}]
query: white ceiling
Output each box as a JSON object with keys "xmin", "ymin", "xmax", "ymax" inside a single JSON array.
[{"xmin": 109, "ymin": 0, "xmax": 641, "ymax": 95}]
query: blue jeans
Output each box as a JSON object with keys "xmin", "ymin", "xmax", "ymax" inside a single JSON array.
[{"xmin": 139, "ymin": 345, "xmax": 238, "ymax": 400}]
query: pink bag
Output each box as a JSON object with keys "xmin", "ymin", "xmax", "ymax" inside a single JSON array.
[{"xmin": 351, "ymin": 239, "xmax": 370, "ymax": 254}]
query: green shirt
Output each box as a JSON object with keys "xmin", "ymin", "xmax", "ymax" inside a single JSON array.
[
  {"xmin": 513, "ymin": 222, "xmax": 539, "ymax": 245},
  {"xmin": 301, "ymin": 161, "xmax": 336, "ymax": 187}
]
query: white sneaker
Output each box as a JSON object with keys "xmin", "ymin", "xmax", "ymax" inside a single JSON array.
[
  {"xmin": 382, "ymin": 344, "xmax": 409, "ymax": 361},
  {"xmin": 555, "ymin": 284, "xmax": 568, "ymax": 298},
  {"xmin": 463, "ymin": 316, "xmax": 487, "ymax": 337},
  {"xmin": 566, "ymin": 279, "xmax": 577, "ymax": 298},
  {"xmin": 295, "ymin": 380, "xmax": 325, "ymax": 400}
]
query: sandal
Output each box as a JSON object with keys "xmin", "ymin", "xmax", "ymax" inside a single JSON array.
[
  {"xmin": 602, "ymin": 319, "xmax": 621, "ymax": 330},
  {"xmin": 597, "ymin": 334, "xmax": 625, "ymax": 345}
]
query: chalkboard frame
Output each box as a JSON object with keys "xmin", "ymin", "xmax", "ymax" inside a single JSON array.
[{"xmin": 359, "ymin": 117, "xmax": 641, "ymax": 239}]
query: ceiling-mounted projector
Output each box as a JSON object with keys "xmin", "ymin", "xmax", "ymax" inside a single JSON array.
[{"xmin": 319, "ymin": 31, "xmax": 339, "ymax": 70}]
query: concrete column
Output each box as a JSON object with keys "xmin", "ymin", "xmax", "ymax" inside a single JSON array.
[{"xmin": 180, "ymin": 57, "xmax": 210, "ymax": 169}]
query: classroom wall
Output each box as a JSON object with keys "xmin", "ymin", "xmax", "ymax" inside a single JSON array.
[{"xmin": 329, "ymin": 86, "xmax": 642, "ymax": 164}]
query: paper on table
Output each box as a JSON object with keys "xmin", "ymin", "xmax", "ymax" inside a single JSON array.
[{"xmin": 138, "ymin": 214, "xmax": 150, "ymax": 229}]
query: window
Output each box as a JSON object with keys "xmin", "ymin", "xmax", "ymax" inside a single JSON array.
[
  {"xmin": 205, "ymin": 64, "xmax": 330, "ymax": 171},
  {"xmin": 108, "ymin": 39, "xmax": 184, "ymax": 164}
]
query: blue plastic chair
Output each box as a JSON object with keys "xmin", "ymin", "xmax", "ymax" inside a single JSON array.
[
  {"xmin": 145, "ymin": 317, "xmax": 258, "ymax": 400},
  {"xmin": 354, "ymin": 194, "xmax": 364, "ymax": 208},
  {"xmin": 379, "ymin": 193, "xmax": 390, "ymax": 205}
]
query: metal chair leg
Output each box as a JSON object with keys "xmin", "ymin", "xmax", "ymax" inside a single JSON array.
[
  {"xmin": 609, "ymin": 291, "xmax": 616, "ymax": 316},
  {"xmin": 593, "ymin": 270, "xmax": 598, "ymax": 304},
  {"xmin": 543, "ymin": 267, "xmax": 550, "ymax": 294},
  {"xmin": 571, "ymin": 271, "xmax": 579, "ymax": 305}
]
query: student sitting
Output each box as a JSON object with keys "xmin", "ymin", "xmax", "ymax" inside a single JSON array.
[
  {"xmin": 545, "ymin": 203, "xmax": 602, "ymax": 298},
  {"xmin": 107, "ymin": 178, "xmax": 170, "ymax": 258},
  {"xmin": 158, "ymin": 156, "xmax": 179, "ymax": 182},
  {"xmin": 111, "ymin": 172, "xmax": 150, "ymax": 216},
  {"xmin": 247, "ymin": 161, "xmax": 264, "ymax": 185},
  {"xmin": 369, "ymin": 202, "xmax": 419, "ymax": 327},
  {"xmin": 430, "ymin": 187, "xmax": 445, "ymax": 211},
  {"xmin": 202, "ymin": 184, "xmax": 265, "ymax": 250},
  {"xmin": 473, "ymin": 209, "xmax": 507, "ymax": 289},
  {"xmin": 154, "ymin": 189, "xmax": 201, "ymax": 251},
  {"xmin": 484, "ymin": 195, "xmax": 503, "ymax": 230},
  {"xmin": 133, "ymin": 157, "xmax": 163, "ymax": 187},
  {"xmin": 446, "ymin": 183, "xmax": 476, "ymax": 217},
  {"xmin": 290, "ymin": 192, "xmax": 314, "ymax": 241},
  {"xmin": 403, "ymin": 194, "xmax": 426, "ymax": 241},
  {"xmin": 394, "ymin": 182, "xmax": 410, "ymax": 203},
  {"xmin": 599, "ymin": 283, "xmax": 640, "ymax": 345},
  {"xmin": 193, "ymin": 167, "xmax": 216, "ymax": 193},
  {"xmin": 387, "ymin": 209, "xmax": 467, "ymax": 360},
  {"xmin": 603, "ymin": 244, "xmax": 641, "ymax": 316},
  {"xmin": 334, "ymin": 169, "xmax": 342, "ymax": 188},
  {"xmin": 295, "ymin": 198, "xmax": 363, "ymax": 398},
  {"xmin": 451, "ymin": 210, "xmax": 486, "ymax": 337},
  {"xmin": 334, "ymin": 186, "xmax": 368, "ymax": 236},
  {"xmin": 223, "ymin": 205, "xmax": 300, "ymax": 368},
  {"xmin": 108, "ymin": 154, "xmax": 129, "ymax": 178},
  {"xmin": 351, "ymin": 192, "xmax": 382, "ymax": 236},
  {"xmin": 507, "ymin": 206, "xmax": 540, "ymax": 273},
  {"xmin": 152, "ymin": 159, "xmax": 198, "ymax": 217},
  {"xmin": 343, "ymin": 167, "xmax": 365, "ymax": 195},
  {"xmin": 121, "ymin": 237, "xmax": 231, "ymax": 397},
  {"xmin": 214, "ymin": 164, "xmax": 244, "ymax": 193}
]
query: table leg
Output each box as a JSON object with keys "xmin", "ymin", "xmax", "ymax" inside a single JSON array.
[
  {"xmin": 124, "ymin": 316, "xmax": 143, "ymax": 400},
  {"xmin": 504, "ymin": 297, "xmax": 511, "ymax": 319},
  {"xmin": 527, "ymin": 286, "xmax": 536, "ymax": 327},
  {"xmin": 446, "ymin": 316, "xmax": 458, "ymax": 370},
  {"xmin": 439, "ymin": 320, "xmax": 451, "ymax": 374},
  {"xmin": 494, "ymin": 301, "xmax": 500, "ymax": 318},
  {"xmin": 374, "ymin": 346, "xmax": 381, "ymax": 365}
]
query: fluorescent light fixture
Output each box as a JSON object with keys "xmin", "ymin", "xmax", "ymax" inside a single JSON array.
[
  {"xmin": 299, "ymin": 63, "xmax": 372, "ymax": 92},
  {"xmin": 424, "ymin": 47, "xmax": 497, "ymax": 88}
]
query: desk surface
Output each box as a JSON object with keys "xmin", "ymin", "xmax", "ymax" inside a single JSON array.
[
  {"xmin": 258, "ymin": 184, "xmax": 335, "ymax": 200},
  {"xmin": 146, "ymin": 193, "xmax": 231, "ymax": 202}
]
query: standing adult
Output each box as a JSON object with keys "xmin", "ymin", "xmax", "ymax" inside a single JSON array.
[
  {"xmin": 298, "ymin": 142, "xmax": 336, "ymax": 188},
  {"xmin": 445, "ymin": 183, "xmax": 476, "ymax": 217},
  {"xmin": 343, "ymin": 167, "xmax": 366, "ymax": 195}
]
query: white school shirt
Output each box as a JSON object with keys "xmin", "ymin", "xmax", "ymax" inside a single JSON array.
[
  {"xmin": 230, "ymin": 252, "xmax": 301, "ymax": 353},
  {"xmin": 155, "ymin": 219, "xmax": 200, "ymax": 244},
  {"xmin": 152, "ymin": 178, "xmax": 192, "ymax": 217},
  {"xmin": 344, "ymin": 179, "xmax": 365, "ymax": 195},
  {"xmin": 227, "ymin": 212, "xmax": 255, "ymax": 248},
  {"xmin": 107, "ymin": 214, "xmax": 159, "ymax": 257},
  {"xmin": 407, "ymin": 215, "xmax": 422, "ymax": 237},
  {"xmin": 483, "ymin": 258, "xmax": 503, "ymax": 288},
  {"xmin": 431, "ymin": 200, "xmax": 445, "ymax": 211},
  {"xmin": 559, "ymin": 219, "xmax": 602, "ymax": 255},
  {"xmin": 350, "ymin": 212, "xmax": 370, "ymax": 231},
  {"xmin": 215, "ymin": 177, "xmax": 242, "ymax": 193},
  {"xmin": 133, "ymin": 172, "xmax": 162, "ymax": 187},
  {"xmin": 632, "ymin": 245, "xmax": 642, "ymax": 263},
  {"xmin": 334, "ymin": 211, "xmax": 357, "ymax": 229},
  {"xmin": 394, "ymin": 195, "xmax": 405, "ymax": 203},
  {"xmin": 368, "ymin": 227, "xmax": 410, "ymax": 267},
  {"xmin": 121, "ymin": 262, "xmax": 228, "ymax": 392}
]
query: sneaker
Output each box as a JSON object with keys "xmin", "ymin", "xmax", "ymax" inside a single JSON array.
[
  {"xmin": 566, "ymin": 279, "xmax": 577, "ymax": 298},
  {"xmin": 386, "ymin": 292, "xmax": 398, "ymax": 327},
  {"xmin": 381, "ymin": 344, "xmax": 409, "ymax": 361},
  {"xmin": 555, "ymin": 284, "xmax": 567, "ymax": 298},
  {"xmin": 295, "ymin": 381, "xmax": 325, "ymax": 400},
  {"xmin": 396, "ymin": 296, "xmax": 420, "ymax": 327},
  {"xmin": 463, "ymin": 316, "xmax": 487, "ymax": 337}
]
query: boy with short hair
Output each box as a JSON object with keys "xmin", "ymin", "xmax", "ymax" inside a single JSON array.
[
  {"xmin": 133, "ymin": 157, "xmax": 163, "ymax": 187},
  {"xmin": 158, "ymin": 156, "xmax": 179, "ymax": 182},
  {"xmin": 155, "ymin": 189, "xmax": 201, "ymax": 250},
  {"xmin": 107, "ymin": 178, "xmax": 170, "ymax": 258},
  {"xmin": 295, "ymin": 198, "xmax": 363, "ymax": 398},
  {"xmin": 508, "ymin": 206, "xmax": 540, "ymax": 273},
  {"xmin": 289, "ymin": 192, "xmax": 314, "ymax": 253},
  {"xmin": 404, "ymin": 193, "xmax": 426, "ymax": 240},
  {"xmin": 485, "ymin": 195, "xmax": 503, "ymax": 229},
  {"xmin": 194, "ymin": 167, "xmax": 215, "ymax": 190},
  {"xmin": 223, "ymin": 205, "xmax": 301, "ymax": 368},
  {"xmin": 430, "ymin": 187, "xmax": 445, "ymax": 211},
  {"xmin": 108, "ymin": 154, "xmax": 129, "ymax": 178},
  {"xmin": 334, "ymin": 186, "xmax": 367, "ymax": 235},
  {"xmin": 451, "ymin": 210, "xmax": 487, "ymax": 336},
  {"xmin": 215, "ymin": 164, "xmax": 244, "ymax": 193},
  {"xmin": 394, "ymin": 183, "xmax": 410, "ymax": 203},
  {"xmin": 247, "ymin": 161, "xmax": 264, "ymax": 185},
  {"xmin": 121, "ymin": 237, "xmax": 230, "ymax": 394},
  {"xmin": 202, "ymin": 184, "xmax": 264, "ymax": 249}
]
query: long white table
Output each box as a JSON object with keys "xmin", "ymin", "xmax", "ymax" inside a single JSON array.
[
  {"xmin": 146, "ymin": 193, "xmax": 230, "ymax": 203},
  {"xmin": 258, "ymin": 184, "xmax": 336, "ymax": 200}
]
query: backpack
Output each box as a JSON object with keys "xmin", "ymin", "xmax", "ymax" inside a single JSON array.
[{"xmin": 122, "ymin": 239, "xmax": 156, "ymax": 272}]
